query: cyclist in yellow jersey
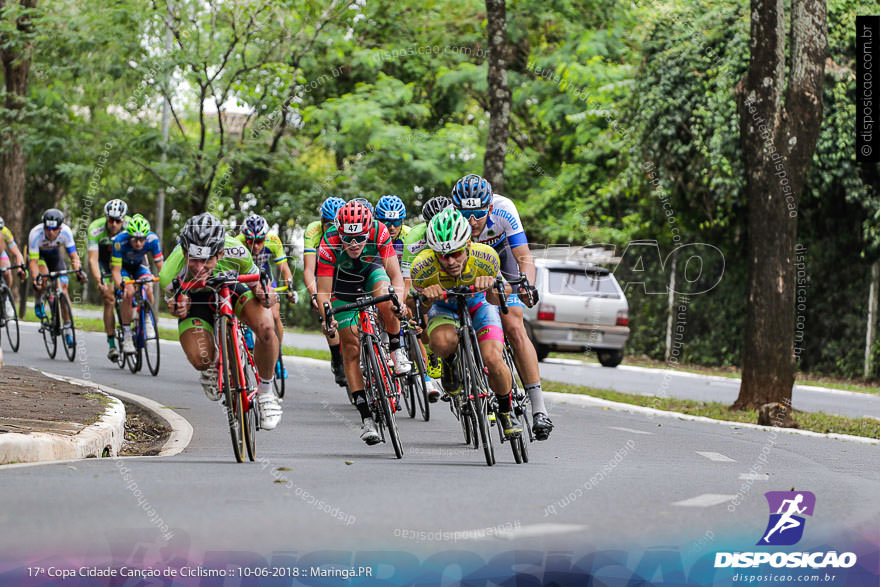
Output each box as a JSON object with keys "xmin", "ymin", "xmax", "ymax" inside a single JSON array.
[
  {"xmin": 410, "ymin": 208, "xmax": 522, "ymax": 437},
  {"xmin": 0, "ymin": 216, "xmax": 26, "ymax": 289},
  {"xmin": 303, "ymin": 197, "xmax": 347, "ymax": 385},
  {"xmin": 237, "ymin": 214, "xmax": 296, "ymax": 359}
]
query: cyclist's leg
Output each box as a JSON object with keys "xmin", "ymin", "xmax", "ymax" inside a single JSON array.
[
  {"xmin": 501, "ymin": 298, "xmax": 545, "ymax": 405},
  {"xmin": 100, "ymin": 270, "xmax": 116, "ymax": 337},
  {"xmin": 237, "ymin": 289, "xmax": 277, "ymax": 380},
  {"xmin": 426, "ymin": 303, "xmax": 460, "ymax": 393},
  {"xmin": 33, "ymin": 257, "xmax": 49, "ymax": 312},
  {"xmin": 369, "ymin": 269, "xmax": 408, "ymax": 372},
  {"xmin": 473, "ymin": 300, "xmax": 519, "ymax": 436},
  {"xmin": 179, "ymin": 292, "xmax": 220, "ymax": 398},
  {"xmin": 0, "ymin": 249, "xmax": 10, "ymax": 289},
  {"xmin": 330, "ymin": 300, "xmax": 363, "ymax": 389},
  {"xmin": 120, "ymin": 267, "xmax": 136, "ymax": 332}
]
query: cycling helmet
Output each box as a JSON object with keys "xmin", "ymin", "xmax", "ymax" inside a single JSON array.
[
  {"xmin": 451, "ymin": 174, "xmax": 493, "ymax": 209},
  {"xmin": 320, "ymin": 197, "xmax": 346, "ymax": 221},
  {"xmin": 179, "ymin": 213, "xmax": 226, "ymax": 259},
  {"xmin": 375, "ymin": 195, "xmax": 406, "ymax": 221},
  {"xmin": 421, "ymin": 196, "xmax": 453, "ymax": 222},
  {"xmin": 104, "ymin": 199, "xmax": 128, "ymax": 220},
  {"xmin": 351, "ymin": 197, "xmax": 374, "ymax": 213},
  {"xmin": 42, "ymin": 208, "xmax": 65, "ymax": 230},
  {"xmin": 335, "ymin": 201, "xmax": 373, "ymax": 236},
  {"xmin": 126, "ymin": 214, "xmax": 151, "ymax": 238},
  {"xmin": 0, "ymin": 217, "xmax": 4, "ymax": 230},
  {"xmin": 241, "ymin": 214, "xmax": 268, "ymax": 239},
  {"xmin": 427, "ymin": 208, "xmax": 470, "ymax": 254}
]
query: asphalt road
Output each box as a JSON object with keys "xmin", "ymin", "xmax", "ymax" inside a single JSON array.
[{"xmin": 1, "ymin": 323, "xmax": 878, "ymax": 584}]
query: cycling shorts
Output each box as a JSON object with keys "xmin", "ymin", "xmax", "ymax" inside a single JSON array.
[
  {"xmin": 37, "ymin": 250, "xmax": 68, "ymax": 284},
  {"xmin": 426, "ymin": 295, "xmax": 503, "ymax": 342},
  {"xmin": 178, "ymin": 282, "xmax": 254, "ymax": 336},
  {"xmin": 121, "ymin": 264, "xmax": 152, "ymax": 281}
]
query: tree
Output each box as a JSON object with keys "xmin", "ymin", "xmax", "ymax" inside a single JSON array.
[
  {"xmin": 483, "ymin": 0, "xmax": 510, "ymax": 192},
  {"xmin": 732, "ymin": 0, "xmax": 827, "ymax": 411},
  {"xmin": 0, "ymin": 0, "xmax": 37, "ymax": 250}
]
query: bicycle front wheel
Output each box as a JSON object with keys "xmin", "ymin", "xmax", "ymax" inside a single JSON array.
[
  {"xmin": 219, "ymin": 317, "xmax": 247, "ymax": 463},
  {"xmin": 2, "ymin": 287, "xmax": 20, "ymax": 352},
  {"xmin": 407, "ymin": 331, "xmax": 429, "ymax": 422},
  {"xmin": 42, "ymin": 294, "xmax": 58, "ymax": 359},
  {"xmin": 59, "ymin": 293, "xmax": 77, "ymax": 362},
  {"xmin": 369, "ymin": 342, "xmax": 403, "ymax": 459},
  {"xmin": 464, "ymin": 339, "xmax": 494, "ymax": 466},
  {"xmin": 273, "ymin": 351, "xmax": 285, "ymax": 399},
  {"xmin": 142, "ymin": 301, "xmax": 161, "ymax": 376}
]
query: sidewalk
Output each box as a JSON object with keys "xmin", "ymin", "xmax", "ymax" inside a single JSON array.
[{"xmin": 0, "ymin": 366, "xmax": 125, "ymax": 464}]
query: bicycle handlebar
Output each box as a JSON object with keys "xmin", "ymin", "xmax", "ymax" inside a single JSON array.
[
  {"xmin": 0, "ymin": 263, "xmax": 26, "ymax": 274},
  {"xmin": 321, "ymin": 288, "xmax": 402, "ymax": 338},
  {"xmin": 495, "ymin": 274, "xmax": 535, "ymax": 314},
  {"xmin": 175, "ymin": 271, "xmax": 260, "ymax": 291}
]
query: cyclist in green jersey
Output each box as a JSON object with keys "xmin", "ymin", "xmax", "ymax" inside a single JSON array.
[
  {"xmin": 158, "ymin": 213, "xmax": 283, "ymax": 430},
  {"xmin": 303, "ymin": 197, "xmax": 347, "ymax": 386},
  {"xmin": 87, "ymin": 199, "xmax": 129, "ymax": 361}
]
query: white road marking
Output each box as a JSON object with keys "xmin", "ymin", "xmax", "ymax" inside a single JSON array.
[
  {"xmin": 696, "ymin": 451, "xmax": 737, "ymax": 462},
  {"xmin": 608, "ymin": 426, "xmax": 654, "ymax": 435},
  {"xmin": 672, "ymin": 494, "xmax": 738, "ymax": 507},
  {"xmin": 739, "ymin": 473, "xmax": 770, "ymax": 481}
]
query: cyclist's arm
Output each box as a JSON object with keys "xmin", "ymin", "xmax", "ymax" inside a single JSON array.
[
  {"xmin": 153, "ymin": 257, "xmax": 164, "ymax": 272},
  {"xmin": 316, "ymin": 274, "xmax": 334, "ymax": 328},
  {"xmin": 69, "ymin": 251, "xmax": 82, "ymax": 272},
  {"xmin": 303, "ymin": 254, "xmax": 318, "ymax": 296},
  {"xmin": 510, "ymin": 242, "xmax": 536, "ymax": 285},
  {"xmin": 8, "ymin": 242, "xmax": 24, "ymax": 267},
  {"xmin": 111, "ymin": 263, "xmax": 122, "ymax": 290},
  {"xmin": 88, "ymin": 249, "xmax": 102, "ymax": 283}
]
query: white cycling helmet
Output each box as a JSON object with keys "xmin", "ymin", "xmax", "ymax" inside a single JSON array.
[
  {"xmin": 426, "ymin": 208, "xmax": 471, "ymax": 254},
  {"xmin": 104, "ymin": 199, "xmax": 128, "ymax": 220}
]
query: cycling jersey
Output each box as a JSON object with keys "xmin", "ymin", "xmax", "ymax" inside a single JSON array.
[
  {"xmin": 389, "ymin": 224, "xmax": 411, "ymax": 263},
  {"xmin": 410, "ymin": 242, "xmax": 501, "ymax": 291},
  {"xmin": 473, "ymin": 194, "xmax": 528, "ymax": 282},
  {"xmin": 27, "ymin": 224, "xmax": 77, "ymax": 259},
  {"xmin": 87, "ymin": 216, "xmax": 129, "ymax": 271},
  {"xmin": 400, "ymin": 222, "xmax": 428, "ymax": 279},
  {"xmin": 234, "ymin": 233, "xmax": 286, "ymax": 271},
  {"xmin": 159, "ymin": 235, "xmax": 258, "ymax": 296},
  {"xmin": 303, "ymin": 220, "xmax": 326, "ymax": 256},
  {"xmin": 111, "ymin": 231, "xmax": 163, "ymax": 271},
  {"xmin": 1, "ymin": 227, "xmax": 17, "ymax": 248},
  {"xmin": 317, "ymin": 221, "xmax": 396, "ymax": 303}
]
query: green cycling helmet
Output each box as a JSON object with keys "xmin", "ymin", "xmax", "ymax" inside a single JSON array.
[
  {"xmin": 127, "ymin": 214, "xmax": 151, "ymax": 238},
  {"xmin": 427, "ymin": 208, "xmax": 470, "ymax": 254}
]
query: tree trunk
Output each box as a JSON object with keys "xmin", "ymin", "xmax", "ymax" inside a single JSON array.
[
  {"xmin": 483, "ymin": 0, "xmax": 510, "ymax": 193},
  {"xmin": 0, "ymin": 0, "xmax": 36, "ymax": 257},
  {"xmin": 733, "ymin": 0, "xmax": 826, "ymax": 411}
]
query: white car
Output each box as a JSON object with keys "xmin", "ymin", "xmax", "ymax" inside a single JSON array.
[{"xmin": 522, "ymin": 257, "xmax": 630, "ymax": 367}]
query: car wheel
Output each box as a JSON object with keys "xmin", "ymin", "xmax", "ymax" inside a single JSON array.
[{"xmin": 598, "ymin": 349, "xmax": 623, "ymax": 368}]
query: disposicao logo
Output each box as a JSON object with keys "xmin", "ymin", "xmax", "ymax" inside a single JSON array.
[{"xmin": 714, "ymin": 491, "xmax": 857, "ymax": 570}]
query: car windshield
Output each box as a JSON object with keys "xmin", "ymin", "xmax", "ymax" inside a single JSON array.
[{"xmin": 547, "ymin": 269, "xmax": 619, "ymax": 297}]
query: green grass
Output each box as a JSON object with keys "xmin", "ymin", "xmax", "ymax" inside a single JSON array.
[
  {"xmin": 281, "ymin": 346, "xmax": 331, "ymax": 361},
  {"xmin": 548, "ymin": 350, "xmax": 880, "ymax": 395},
  {"xmin": 22, "ymin": 314, "xmax": 179, "ymax": 342},
  {"xmin": 543, "ymin": 380, "xmax": 880, "ymax": 440}
]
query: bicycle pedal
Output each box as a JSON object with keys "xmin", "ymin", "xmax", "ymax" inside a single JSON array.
[{"xmin": 488, "ymin": 412, "xmax": 496, "ymax": 423}]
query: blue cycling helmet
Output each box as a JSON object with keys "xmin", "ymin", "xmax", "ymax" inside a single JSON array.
[
  {"xmin": 320, "ymin": 197, "xmax": 346, "ymax": 221},
  {"xmin": 375, "ymin": 195, "xmax": 406, "ymax": 222},
  {"xmin": 351, "ymin": 197, "xmax": 374, "ymax": 214},
  {"xmin": 242, "ymin": 214, "xmax": 268, "ymax": 238},
  {"xmin": 451, "ymin": 174, "xmax": 493, "ymax": 209}
]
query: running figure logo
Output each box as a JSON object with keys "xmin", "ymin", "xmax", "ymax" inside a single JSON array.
[{"xmin": 758, "ymin": 491, "xmax": 816, "ymax": 546}]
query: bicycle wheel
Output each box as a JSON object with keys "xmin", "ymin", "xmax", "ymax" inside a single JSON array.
[
  {"xmin": 501, "ymin": 345, "xmax": 524, "ymax": 464},
  {"xmin": 464, "ymin": 336, "xmax": 495, "ymax": 466},
  {"xmin": 273, "ymin": 351, "xmax": 285, "ymax": 399},
  {"xmin": 407, "ymin": 330, "xmax": 429, "ymax": 421},
  {"xmin": 58, "ymin": 293, "xmax": 77, "ymax": 362},
  {"xmin": 41, "ymin": 294, "xmax": 58, "ymax": 359},
  {"xmin": 369, "ymin": 342, "xmax": 403, "ymax": 459},
  {"xmin": 142, "ymin": 300, "xmax": 161, "ymax": 376},
  {"xmin": 401, "ymin": 368, "xmax": 416, "ymax": 419},
  {"xmin": 2, "ymin": 287, "xmax": 20, "ymax": 352},
  {"xmin": 242, "ymin": 345, "xmax": 259, "ymax": 462},
  {"xmin": 219, "ymin": 317, "xmax": 247, "ymax": 463}
]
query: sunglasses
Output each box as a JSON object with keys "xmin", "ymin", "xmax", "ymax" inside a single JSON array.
[
  {"xmin": 341, "ymin": 233, "xmax": 368, "ymax": 244},
  {"xmin": 381, "ymin": 219, "xmax": 403, "ymax": 228},
  {"xmin": 107, "ymin": 217, "xmax": 123, "ymax": 225},
  {"xmin": 459, "ymin": 208, "xmax": 489, "ymax": 220},
  {"xmin": 438, "ymin": 247, "xmax": 467, "ymax": 261},
  {"xmin": 245, "ymin": 237, "xmax": 265, "ymax": 245},
  {"xmin": 130, "ymin": 236, "xmax": 146, "ymax": 243}
]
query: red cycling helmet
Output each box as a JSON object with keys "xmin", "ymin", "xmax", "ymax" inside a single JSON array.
[{"xmin": 335, "ymin": 201, "xmax": 373, "ymax": 236}]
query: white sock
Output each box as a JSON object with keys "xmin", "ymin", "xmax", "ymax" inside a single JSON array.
[
  {"xmin": 122, "ymin": 324, "xmax": 131, "ymax": 337},
  {"xmin": 525, "ymin": 382, "xmax": 547, "ymax": 416},
  {"xmin": 260, "ymin": 377, "xmax": 274, "ymax": 397}
]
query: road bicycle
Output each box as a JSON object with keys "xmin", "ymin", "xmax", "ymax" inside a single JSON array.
[
  {"xmin": 324, "ymin": 289, "xmax": 405, "ymax": 459},
  {"xmin": 418, "ymin": 284, "xmax": 497, "ymax": 466},
  {"xmin": 242, "ymin": 273, "xmax": 297, "ymax": 399},
  {"xmin": 0, "ymin": 264, "xmax": 25, "ymax": 352},
  {"xmin": 36, "ymin": 269, "xmax": 85, "ymax": 361},
  {"xmin": 175, "ymin": 271, "xmax": 265, "ymax": 463},
  {"xmin": 398, "ymin": 294, "xmax": 430, "ymax": 422},
  {"xmin": 112, "ymin": 275, "xmax": 161, "ymax": 376}
]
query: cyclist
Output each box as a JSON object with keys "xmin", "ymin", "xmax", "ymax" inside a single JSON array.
[
  {"xmin": 410, "ymin": 207, "xmax": 522, "ymax": 439},
  {"xmin": 87, "ymin": 199, "xmax": 130, "ymax": 361},
  {"xmin": 111, "ymin": 214, "xmax": 164, "ymax": 356},
  {"xmin": 28, "ymin": 209, "xmax": 84, "ymax": 345},
  {"xmin": 451, "ymin": 174, "xmax": 553, "ymax": 440},
  {"xmin": 317, "ymin": 201, "xmax": 411, "ymax": 445},
  {"xmin": 303, "ymin": 197, "xmax": 347, "ymax": 385},
  {"xmin": 158, "ymin": 213, "xmax": 283, "ymax": 430},
  {"xmin": 236, "ymin": 214, "xmax": 296, "ymax": 379},
  {"xmin": 0, "ymin": 216, "xmax": 27, "ymax": 288}
]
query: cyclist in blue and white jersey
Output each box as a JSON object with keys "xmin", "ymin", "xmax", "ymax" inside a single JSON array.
[{"xmin": 451, "ymin": 174, "xmax": 554, "ymax": 440}]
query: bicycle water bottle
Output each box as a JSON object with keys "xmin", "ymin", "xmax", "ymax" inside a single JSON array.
[{"xmin": 243, "ymin": 327, "xmax": 255, "ymax": 351}]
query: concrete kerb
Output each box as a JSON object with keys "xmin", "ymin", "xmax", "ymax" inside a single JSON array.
[
  {"xmin": 280, "ymin": 356, "xmax": 879, "ymax": 445},
  {"xmin": 0, "ymin": 370, "xmax": 125, "ymax": 465},
  {"xmin": 44, "ymin": 373, "xmax": 193, "ymax": 458}
]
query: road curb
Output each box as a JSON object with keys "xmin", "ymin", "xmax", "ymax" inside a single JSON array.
[
  {"xmin": 0, "ymin": 370, "xmax": 126, "ymax": 465},
  {"xmin": 45, "ymin": 373, "xmax": 193, "ymax": 458},
  {"xmin": 544, "ymin": 391, "xmax": 880, "ymax": 445}
]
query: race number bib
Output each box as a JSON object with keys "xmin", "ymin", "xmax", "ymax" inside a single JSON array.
[
  {"xmin": 462, "ymin": 198, "xmax": 482, "ymax": 209},
  {"xmin": 187, "ymin": 243, "xmax": 212, "ymax": 258},
  {"xmin": 344, "ymin": 223, "xmax": 363, "ymax": 234},
  {"xmin": 383, "ymin": 210, "xmax": 400, "ymax": 219}
]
